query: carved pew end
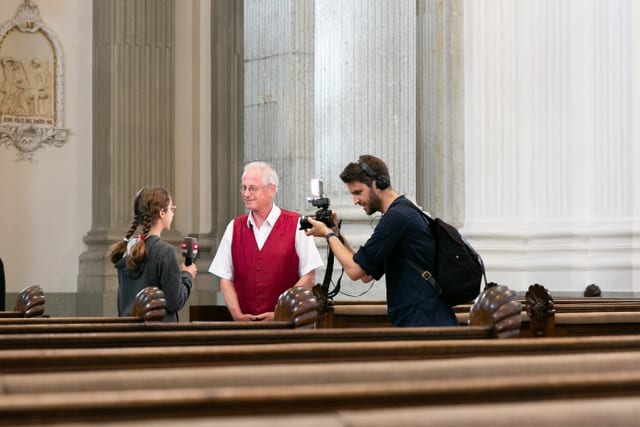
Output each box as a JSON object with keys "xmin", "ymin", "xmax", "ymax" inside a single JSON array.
[
  {"xmin": 468, "ymin": 284, "xmax": 522, "ymax": 338},
  {"xmin": 131, "ymin": 286, "xmax": 167, "ymax": 322},
  {"xmin": 274, "ymin": 286, "xmax": 323, "ymax": 328},
  {"xmin": 525, "ymin": 283, "xmax": 556, "ymax": 337},
  {"xmin": 14, "ymin": 285, "xmax": 45, "ymax": 317}
]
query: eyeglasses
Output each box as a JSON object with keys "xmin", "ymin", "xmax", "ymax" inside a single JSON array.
[
  {"xmin": 240, "ymin": 185, "xmax": 267, "ymax": 194},
  {"xmin": 165, "ymin": 205, "xmax": 176, "ymax": 213}
]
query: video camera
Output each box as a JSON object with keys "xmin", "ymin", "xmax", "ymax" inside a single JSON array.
[{"xmin": 299, "ymin": 179, "xmax": 334, "ymax": 230}]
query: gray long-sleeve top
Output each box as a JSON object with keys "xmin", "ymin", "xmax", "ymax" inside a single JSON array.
[{"xmin": 115, "ymin": 235, "xmax": 192, "ymax": 322}]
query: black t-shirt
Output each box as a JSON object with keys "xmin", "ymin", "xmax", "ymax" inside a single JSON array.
[{"xmin": 353, "ymin": 196, "xmax": 458, "ymax": 327}]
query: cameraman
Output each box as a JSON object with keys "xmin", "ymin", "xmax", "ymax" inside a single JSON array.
[{"xmin": 304, "ymin": 154, "xmax": 458, "ymax": 327}]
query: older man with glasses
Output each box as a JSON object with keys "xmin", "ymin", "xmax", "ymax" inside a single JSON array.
[{"xmin": 209, "ymin": 161, "xmax": 323, "ymax": 321}]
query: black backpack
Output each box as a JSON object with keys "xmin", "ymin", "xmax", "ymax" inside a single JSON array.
[{"xmin": 398, "ymin": 200, "xmax": 486, "ymax": 306}]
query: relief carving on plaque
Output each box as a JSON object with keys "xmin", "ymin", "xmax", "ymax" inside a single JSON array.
[{"xmin": 0, "ymin": 0, "xmax": 67, "ymax": 161}]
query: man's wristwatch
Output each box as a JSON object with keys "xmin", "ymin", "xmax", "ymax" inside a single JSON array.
[{"xmin": 325, "ymin": 232, "xmax": 339, "ymax": 242}]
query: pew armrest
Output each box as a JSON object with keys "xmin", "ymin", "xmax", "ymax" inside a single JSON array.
[
  {"xmin": 469, "ymin": 285, "xmax": 522, "ymax": 338},
  {"xmin": 132, "ymin": 286, "xmax": 166, "ymax": 321},
  {"xmin": 274, "ymin": 286, "xmax": 322, "ymax": 328},
  {"xmin": 14, "ymin": 285, "xmax": 45, "ymax": 318}
]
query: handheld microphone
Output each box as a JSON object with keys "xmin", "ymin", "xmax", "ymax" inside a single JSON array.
[{"xmin": 181, "ymin": 237, "xmax": 198, "ymax": 266}]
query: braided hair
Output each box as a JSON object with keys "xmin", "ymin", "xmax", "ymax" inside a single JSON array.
[{"xmin": 109, "ymin": 187, "xmax": 172, "ymax": 270}]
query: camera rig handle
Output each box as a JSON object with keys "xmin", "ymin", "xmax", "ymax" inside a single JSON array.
[{"xmin": 317, "ymin": 231, "xmax": 344, "ymax": 301}]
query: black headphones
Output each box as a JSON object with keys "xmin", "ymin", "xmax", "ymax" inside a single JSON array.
[{"xmin": 357, "ymin": 159, "xmax": 390, "ymax": 190}]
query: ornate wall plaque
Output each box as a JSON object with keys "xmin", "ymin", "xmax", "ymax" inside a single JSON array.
[{"xmin": 0, "ymin": 0, "xmax": 67, "ymax": 161}]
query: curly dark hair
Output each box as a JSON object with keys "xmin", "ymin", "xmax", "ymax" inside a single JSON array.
[{"xmin": 339, "ymin": 154, "xmax": 390, "ymax": 188}]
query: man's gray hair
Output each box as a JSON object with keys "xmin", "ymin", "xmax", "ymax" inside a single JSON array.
[{"xmin": 243, "ymin": 161, "xmax": 279, "ymax": 190}]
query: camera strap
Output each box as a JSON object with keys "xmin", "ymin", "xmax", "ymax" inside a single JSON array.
[{"xmin": 321, "ymin": 236, "xmax": 344, "ymax": 299}]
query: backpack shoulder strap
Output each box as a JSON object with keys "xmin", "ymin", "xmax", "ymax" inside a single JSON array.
[
  {"xmin": 393, "ymin": 198, "xmax": 432, "ymax": 220},
  {"xmin": 392, "ymin": 198, "xmax": 442, "ymax": 295}
]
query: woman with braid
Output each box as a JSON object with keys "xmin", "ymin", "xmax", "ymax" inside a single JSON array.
[{"xmin": 109, "ymin": 187, "xmax": 197, "ymax": 321}]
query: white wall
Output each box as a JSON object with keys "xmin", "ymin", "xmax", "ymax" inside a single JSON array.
[{"xmin": 0, "ymin": 0, "xmax": 92, "ymax": 295}]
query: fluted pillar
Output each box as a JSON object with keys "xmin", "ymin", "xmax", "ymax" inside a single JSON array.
[
  {"xmin": 77, "ymin": 0, "xmax": 176, "ymax": 316},
  {"xmin": 207, "ymin": 0, "xmax": 245, "ymax": 305},
  {"xmin": 243, "ymin": 0, "xmax": 315, "ymax": 213},
  {"xmin": 416, "ymin": 0, "xmax": 465, "ymax": 226},
  {"xmin": 315, "ymin": 0, "xmax": 416, "ymax": 299},
  {"xmin": 463, "ymin": 0, "xmax": 639, "ymax": 294},
  {"xmin": 634, "ymin": 1, "xmax": 640, "ymax": 291}
]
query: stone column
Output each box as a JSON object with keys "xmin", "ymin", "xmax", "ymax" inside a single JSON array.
[
  {"xmin": 634, "ymin": 1, "xmax": 640, "ymax": 289},
  {"xmin": 314, "ymin": 0, "xmax": 416, "ymax": 299},
  {"xmin": 243, "ymin": 0, "xmax": 315, "ymax": 213},
  {"xmin": 77, "ymin": 0, "xmax": 176, "ymax": 316},
  {"xmin": 416, "ymin": 0, "xmax": 465, "ymax": 226},
  {"xmin": 207, "ymin": 0, "xmax": 245, "ymax": 305}
]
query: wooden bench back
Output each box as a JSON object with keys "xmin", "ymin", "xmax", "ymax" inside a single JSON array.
[
  {"xmin": 2, "ymin": 351, "xmax": 640, "ymax": 425},
  {"xmin": 4, "ymin": 334, "xmax": 640, "ymax": 374}
]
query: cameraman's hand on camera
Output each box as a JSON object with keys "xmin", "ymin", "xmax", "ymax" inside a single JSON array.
[
  {"xmin": 304, "ymin": 217, "xmax": 332, "ymax": 238},
  {"xmin": 306, "ymin": 214, "xmax": 368, "ymax": 282}
]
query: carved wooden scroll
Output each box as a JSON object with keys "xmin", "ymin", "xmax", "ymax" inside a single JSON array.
[
  {"xmin": 274, "ymin": 286, "xmax": 323, "ymax": 328},
  {"xmin": 525, "ymin": 283, "xmax": 556, "ymax": 337},
  {"xmin": 469, "ymin": 284, "xmax": 522, "ymax": 338},
  {"xmin": 14, "ymin": 284, "xmax": 45, "ymax": 317},
  {"xmin": 132, "ymin": 286, "xmax": 167, "ymax": 322}
]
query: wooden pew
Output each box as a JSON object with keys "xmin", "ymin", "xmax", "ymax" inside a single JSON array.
[
  {"xmin": 9, "ymin": 307, "xmax": 640, "ymax": 350},
  {"xmin": 4, "ymin": 333, "xmax": 640, "ymax": 374},
  {"xmin": 522, "ymin": 283, "xmax": 640, "ymax": 337},
  {"xmin": 0, "ymin": 326, "xmax": 496, "ymax": 350},
  {"xmin": 0, "ymin": 285, "xmax": 45, "ymax": 318},
  {"xmin": 319, "ymin": 283, "xmax": 640, "ymax": 337},
  {"xmin": 5, "ymin": 281, "xmax": 640, "ymax": 350},
  {"xmin": 1, "ymin": 286, "xmax": 639, "ymax": 425},
  {"xmin": 4, "ymin": 281, "xmax": 637, "ymax": 349},
  {"xmin": 317, "ymin": 301, "xmax": 391, "ymax": 328},
  {"xmin": 321, "ymin": 305, "xmax": 640, "ymax": 338},
  {"xmin": 0, "ymin": 283, "xmax": 320, "ymax": 329},
  {"xmin": 319, "ymin": 305, "xmax": 640, "ymax": 338},
  {"xmin": 520, "ymin": 311, "xmax": 640, "ymax": 337},
  {"xmin": 30, "ymin": 396, "xmax": 640, "ymax": 427},
  {"xmin": 189, "ymin": 303, "xmax": 233, "ymax": 321},
  {"xmin": 0, "ymin": 284, "xmax": 162, "ymax": 322},
  {"xmin": 4, "ymin": 349, "xmax": 640, "ymax": 393},
  {"xmin": 2, "ymin": 350, "xmax": 640, "ymax": 425},
  {"xmin": 0, "ymin": 284, "xmax": 522, "ymax": 350},
  {"xmin": 1, "ymin": 287, "xmax": 639, "ymax": 427}
]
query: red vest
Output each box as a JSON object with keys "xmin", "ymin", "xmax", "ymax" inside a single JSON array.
[{"xmin": 231, "ymin": 209, "xmax": 300, "ymax": 315}]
